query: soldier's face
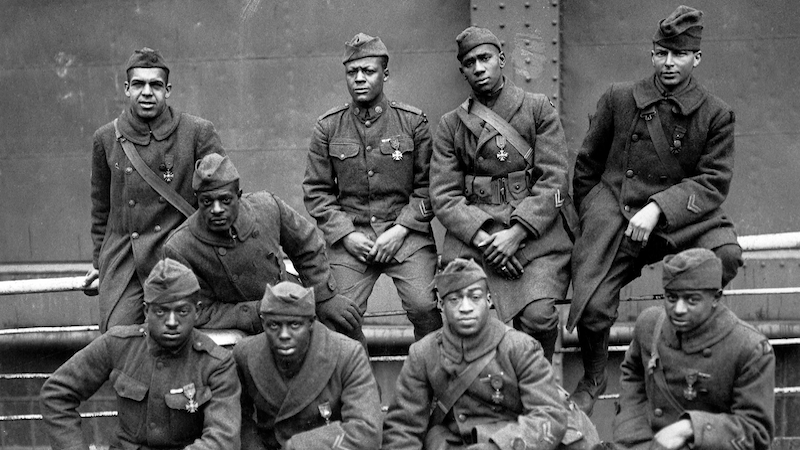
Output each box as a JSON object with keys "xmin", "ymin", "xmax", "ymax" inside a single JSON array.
[
  {"xmin": 439, "ymin": 280, "xmax": 492, "ymax": 338},
  {"xmin": 459, "ymin": 44, "xmax": 505, "ymax": 95},
  {"xmin": 262, "ymin": 314, "xmax": 314, "ymax": 368},
  {"xmin": 651, "ymin": 45, "xmax": 701, "ymax": 91},
  {"xmin": 144, "ymin": 298, "xmax": 198, "ymax": 351},
  {"xmin": 196, "ymin": 183, "xmax": 241, "ymax": 235},
  {"xmin": 125, "ymin": 68, "xmax": 171, "ymax": 122},
  {"xmin": 664, "ymin": 288, "xmax": 720, "ymax": 333},
  {"xmin": 345, "ymin": 57, "xmax": 387, "ymax": 107}
]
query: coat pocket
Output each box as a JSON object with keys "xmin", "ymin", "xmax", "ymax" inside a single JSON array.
[
  {"xmin": 164, "ymin": 385, "xmax": 212, "ymax": 441},
  {"xmin": 328, "ymin": 141, "xmax": 360, "ymax": 161},
  {"xmin": 112, "ymin": 370, "xmax": 148, "ymax": 438}
]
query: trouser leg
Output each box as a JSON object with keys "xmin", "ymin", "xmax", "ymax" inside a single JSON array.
[
  {"xmin": 329, "ymin": 259, "xmax": 378, "ymax": 351},
  {"xmin": 713, "ymin": 243, "xmax": 743, "ymax": 287},
  {"xmin": 389, "ymin": 245, "xmax": 442, "ymax": 340},
  {"xmin": 101, "ymin": 274, "xmax": 145, "ymax": 333},
  {"xmin": 570, "ymin": 325, "xmax": 611, "ymax": 416},
  {"xmin": 516, "ymin": 298, "xmax": 560, "ymax": 362}
]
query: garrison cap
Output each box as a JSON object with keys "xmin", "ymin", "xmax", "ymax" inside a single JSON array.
[
  {"xmin": 260, "ymin": 281, "xmax": 316, "ymax": 317},
  {"xmin": 125, "ymin": 47, "xmax": 170, "ymax": 76},
  {"xmin": 456, "ymin": 26, "xmax": 502, "ymax": 61},
  {"xmin": 144, "ymin": 258, "xmax": 200, "ymax": 305},
  {"xmin": 433, "ymin": 258, "xmax": 488, "ymax": 298},
  {"xmin": 653, "ymin": 5, "xmax": 703, "ymax": 51},
  {"xmin": 342, "ymin": 33, "xmax": 389, "ymax": 64},
  {"xmin": 662, "ymin": 248, "xmax": 722, "ymax": 291},
  {"xmin": 192, "ymin": 154, "xmax": 240, "ymax": 192}
]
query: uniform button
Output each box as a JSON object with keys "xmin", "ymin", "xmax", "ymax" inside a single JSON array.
[
  {"xmin": 375, "ymin": 106, "xmax": 383, "ymax": 114},
  {"xmin": 654, "ymin": 408, "xmax": 663, "ymax": 417},
  {"xmin": 457, "ymin": 413, "xmax": 466, "ymax": 422},
  {"xmin": 479, "ymin": 189, "xmax": 485, "ymax": 195},
  {"xmin": 128, "ymin": 199, "xmax": 136, "ymax": 207},
  {"xmin": 625, "ymin": 169, "xmax": 634, "ymax": 178},
  {"xmin": 125, "ymin": 167, "xmax": 133, "ymax": 174},
  {"xmin": 391, "ymin": 101, "xmax": 397, "ymax": 106},
  {"xmin": 365, "ymin": 120, "xmax": 372, "ymax": 127},
  {"xmin": 370, "ymin": 216, "xmax": 377, "ymax": 223},
  {"xmin": 478, "ymin": 156, "xmax": 484, "ymax": 162},
  {"xmin": 131, "ymin": 232, "xmax": 140, "ymax": 239},
  {"xmin": 368, "ymin": 170, "xmax": 374, "ymax": 177},
  {"xmin": 355, "ymin": 108, "xmax": 361, "ymax": 115},
  {"xmin": 158, "ymin": 196, "xmax": 166, "ymax": 203},
  {"xmin": 672, "ymin": 106, "xmax": 680, "ymax": 114},
  {"xmin": 624, "ymin": 205, "xmax": 631, "ymax": 212},
  {"xmin": 218, "ymin": 248, "xmax": 227, "ymax": 256},
  {"xmin": 156, "ymin": 362, "xmax": 163, "ymax": 370},
  {"xmin": 241, "ymin": 305, "xmax": 249, "ymax": 313},
  {"xmin": 705, "ymin": 424, "xmax": 712, "ymax": 431},
  {"xmin": 631, "ymin": 134, "xmax": 639, "ymax": 142},
  {"xmin": 514, "ymin": 183, "xmax": 521, "ymax": 189},
  {"xmin": 702, "ymin": 348, "xmax": 712, "ymax": 357},
  {"xmin": 339, "ymin": 154, "xmax": 346, "ymax": 160},
  {"xmin": 366, "ymin": 145, "xmax": 372, "ymax": 152},
  {"xmin": 154, "ymin": 225, "xmax": 161, "ymax": 232},
  {"xmin": 231, "ymin": 274, "xmax": 239, "ymax": 282},
  {"xmin": 252, "ymin": 230, "xmax": 259, "ymax": 237}
]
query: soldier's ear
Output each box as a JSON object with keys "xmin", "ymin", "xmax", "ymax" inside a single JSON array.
[
  {"xmin": 486, "ymin": 292, "xmax": 494, "ymax": 308},
  {"xmin": 383, "ymin": 68, "xmax": 389, "ymax": 81},
  {"xmin": 498, "ymin": 51, "xmax": 506, "ymax": 69},
  {"xmin": 692, "ymin": 51, "xmax": 702, "ymax": 68}
]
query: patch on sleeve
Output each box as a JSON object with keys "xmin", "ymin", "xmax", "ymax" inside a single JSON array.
[
  {"xmin": 687, "ymin": 194, "xmax": 702, "ymax": 213},
  {"xmin": 419, "ymin": 199, "xmax": 433, "ymax": 217},
  {"xmin": 539, "ymin": 422, "xmax": 556, "ymax": 444},
  {"xmin": 730, "ymin": 435, "xmax": 747, "ymax": 450},
  {"xmin": 332, "ymin": 433, "xmax": 350, "ymax": 450},
  {"xmin": 554, "ymin": 189, "xmax": 564, "ymax": 208}
]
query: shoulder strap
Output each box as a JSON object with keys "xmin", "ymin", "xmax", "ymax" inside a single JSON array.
[
  {"xmin": 317, "ymin": 103, "xmax": 348, "ymax": 122},
  {"xmin": 647, "ymin": 309, "xmax": 686, "ymax": 414},
  {"xmin": 465, "ymin": 99, "xmax": 533, "ymax": 166},
  {"xmin": 113, "ymin": 119, "xmax": 195, "ymax": 218},
  {"xmin": 641, "ymin": 106, "xmax": 687, "ymax": 179}
]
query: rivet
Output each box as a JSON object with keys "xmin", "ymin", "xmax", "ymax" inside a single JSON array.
[
  {"xmin": 525, "ymin": 2, "xmax": 531, "ymax": 7},
  {"xmin": 552, "ymin": 94, "xmax": 558, "ymax": 99},
  {"xmin": 552, "ymin": 58, "xmax": 558, "ymax": 63},
  {"xmin": 472, "ymin": 4, "xmax": 477, "ymax": 10},
  {"xmin": 551, "ymin": 0, "xmax": 558, "ymax": 5},
  {"xmin": 552, "ymin": 39, "xmax": 558, "ymax": 45},
  {"xmin": 524, "ymin": 23, "xmax": 531, "ymax": 28},
  {"xmin": 499, "ymin": 23, "xmax": 505, "ymax": 29},
  {"xmin": 525, "ymin": 40, "xmax": 530, "ymax": 46},
  {"xmin": 780, "ymin": 262, "xmax": 785, "ymax": 267},
  {"xmin": 525, "ymin": 75, "xmax": 532, "ymax": 82},
  {"xmin": 500, "ymin": 40, "xmax": 505, "ymax": 46},
  {"xmin": 760, "ymin": 262, "xmax": 767, "ymax": 268},
  {"xmin": 552, "ymin": 20, "xmax": 558, "ymax": 26},
  {"xmin": 499, "ymin": 2, "xmax": 505, "ymax": 9},
  {"xmin": 552, "ymin": 76, "xmax": 558, "ymax": 81}
]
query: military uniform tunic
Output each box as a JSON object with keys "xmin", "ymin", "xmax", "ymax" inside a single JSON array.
[
  {"xmin": 614, "ymin": 305, "xmax": 774, "ymax": 450},
  {"xmin": 383, "ymin": 318, "xmax": 598, "ymax": 450},
  {"xmin": 91, "ymin": 106, "xmax": 225, "ymax": 330},
  {"xmin": 569, "ymin": 75, "xmax": 739, "ymax": 331},
  {"xmin": 431, "ymin": 79, "xmax": 573, "ymax": 322},
  {"xmin": 234, "ymin": 322, "xmax": 382, "ymax": 450},
  {"xmin": 41, "ymin": 326, "xmax": 241, "ymax": 450},
  {"xmin": 164, "ymin": 192, "xmax": 338, "ymax": 334}
]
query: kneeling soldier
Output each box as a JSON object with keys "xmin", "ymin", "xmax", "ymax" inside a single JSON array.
[{"xmin": 383, "ymin": 258, "xmax": 598, "ymax": 450}]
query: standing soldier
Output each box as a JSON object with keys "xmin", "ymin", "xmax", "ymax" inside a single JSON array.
[
  {"xmin": 42, "ymin": 258, "xmax": 241, "ymax": 450},
  {"xmin": 430, "ymin": 26, "xmax": 576, "ymax": 361},
  {"xmin": 568, "ymin": 6, "xmax": 742, "ymax": 415},
  {"xmin": 86, "ymin": 48, "xmax": 226, "ymax": 332},
  {"xmin": 164, "ymin": 154, "xmax": 360, "ymax": 336},
  {"xmin": 303, "ymin": 33, "xmax": 442, "ymax": 342},
  {"xmin": 607, "ymin": 249, "xmax": 774, "ymax": 450}
]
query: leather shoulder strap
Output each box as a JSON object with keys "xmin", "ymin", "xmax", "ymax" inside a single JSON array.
[
  {"xmin": 114, "ymin": 119, "xmax": 195, "ymax": 218},
  {"xmin": 641, "ymin": 107, "xmax": 687, "ymax": 179},
  {"xmin": 647, "ymin": 309, "xmax": 686, "ymax": 414},
  {"xmin": 466, "ymin": 100, "xmax": 533, "ymax": 166}
]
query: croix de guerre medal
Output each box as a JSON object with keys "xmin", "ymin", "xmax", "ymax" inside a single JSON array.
[
  {"xmin": 390, "ymin": 137, "xmax": 403, "ymax": 161},
  {"xmin": 683, "ymin": 371, "xmax": 710, "ymax": 401},
  {"xmin": 495, "ymin": 135, "xmax": 508, "ymax": 162},
  {"xmin": 318, "ymin": 401, "xmax": 332, "ymax": 425},
  {"xmin": 183, "ymin": 383, "xmax": 199, "ymax": 413},
  {"xmin": 489, "ymin": 372, "xmax": 505, "ymax": 404},
  {"xmin": 162, "ymin": 154, "xmax": 175, "ymax": 183}
]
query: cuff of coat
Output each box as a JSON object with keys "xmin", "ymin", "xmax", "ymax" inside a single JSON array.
[
  {"xmin": 650, "ymin": 188, "xmax": 700, "ymax": 231},
  {"xmin": 326, "ymin": 222, "xmax": 358, "ymax": 247},
  {"xmin": 684, "ymin": 410, "xmax": 726, "ymax": 449},
  {"xmin": 458, "ymin": 210, "xmax": 495, "ymax": 246},
  {"xmin": 285, "ymin": 421, "xmax": 346, "ymax": 450},
  {"xmin": 396, "ymin": 201, "xmax": 434, "ymax": 233},
  {"xmin": 312, "ymin": 275, "xmax": 338, "ymax": 303}
]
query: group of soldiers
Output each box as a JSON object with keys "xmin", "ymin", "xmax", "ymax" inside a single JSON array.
[{"xmin": 39, "ymin": 4, "xmax": 776, "ymax": 450}]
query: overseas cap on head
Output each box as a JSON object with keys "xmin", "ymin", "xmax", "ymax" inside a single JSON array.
[
  {"xmin": 192, "ymin": 154, "xmax": 240, "ymax": 192},
  {"xmin": 653, "ymin": 5, "xmax": 703, "ymax": 51},
  {"xmin": 144, "ymin": 258, "xmax": 200, "ymax": 305},
  {"xmin": 663, "ymin": 248, "xmax": 722, "ymax": 291},
  {"xmin": 342, "ymin": 33, "xmax": 389, "ymax": 64},
  {"xmin": 125, "ymin": 47, "xmax": 170, "ymax": 76},
  {"xmin": 456, "ymin": 26, "xmax": 502, "ymax": 61},
  {"xmin": 434, "ymin": 258, "xmax": 488, "ymax": 298},
  {"xmin": 260, "ymin": 281, "xmax": 316, "ymax": 317}
]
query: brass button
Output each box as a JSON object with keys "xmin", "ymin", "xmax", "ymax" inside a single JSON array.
[
  {"xmin": 131, "ymin": 232, "xmax": 140, "ymax": 239},
  {"xmin": 626, "ymin": 169, "xmax": 634, "ymax": 178},
  {"xmin": 631, "ymin": 134, "xmax": 639, "ymax": 142},
  {"xmin": 375, "ymin": 106, "xmax": 382, "ymax": 114},
  {"xmin": 368, "ymin": 170, "xmax": 374, "ymax": 177},
  {"xmin": 252, "ymin": 230, "xmax": 259, "ymax": 237},
  {"xmin": 654, "ymin": 408, "xmax": 663, "ymax": 417},
  {"xmin": 457, "ymin": 413, "xmax": 466, "ymax": 422},
  {"xmin": 354, "ymin": 108, "xmax": 360, "ymax": 114},
  {"xmin": 125, "ymin": 167, "xmax": 133, "ymax": 174},
  {"xmin": 703, "ymin": 348, "xmax": 712, "ymax": 357},
  {"xmin": 218, "ymin": 248, "xmax": 227, "ymax": 256},
  {"xmin": 231, "ymin": 274, "xmax": 238, "ymax": 282},
  {"xmin": 624, "ymin": 205, "xmax": 631, "ymax": 212},
  {"xmin": 158, "ymin": 196, "xmax": 165, "ymax": 203},
  {"xmin": 156, "ymin": 362, "xmax": 164, "ymax": 370},
  {"xmin": 370, "ymin": 216, "xmax": 377, "ymax": 223},
  {"xmin": 365, "ymin": 120, "xmax": 372, "ymax": 127},
  {"xmin": 366, "ymin": 145, "xmax": 372, "ymax": 152},
  {"xmin": 154, "ymin": 225, "xmax": 161, "ymax": 232},
  {"xmin": 339, "ymin": 154, "xmax": 346, "ymax": 160},
  {"xmin": 478, "ymin": 156, "xmax": 484, "ymax": 162},
  {"xmin": 128, "ymin": 200, "xmax": 136, "ymax": 207},
  {"xmin": 514, "ymin": 183, "xmax": 521, "ymax": 189}
]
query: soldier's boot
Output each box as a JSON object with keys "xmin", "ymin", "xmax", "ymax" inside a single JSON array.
[
  {"xmin": 530, "ymin": 328, "xmax": 559, "ymax": 363},
  {"xmin": 408, "ymin": 308, "xmax": 443, "ymax": 341},
  {"xmin": 517, "ymin": 310, "xmax": 559, "ymax": 363},
  {"xmin": 570, "ymin": 325, "xmax": 610, "ymax": 416}
]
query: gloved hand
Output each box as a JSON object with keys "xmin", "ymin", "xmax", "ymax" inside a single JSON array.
[{"xmin": 316, "ymin": 294, "xmax": 362, "ymax": 334}]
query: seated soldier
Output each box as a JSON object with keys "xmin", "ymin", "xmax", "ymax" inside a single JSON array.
[
  {"xmin": 234, "ymin": 281, "xmax": 381, "ymax": 450},
  {"xmin": 383, "ymin": 258, "xmax": 598, "ymax": 450},
  {"xmin": 41, "ymin": 258, "xmax": 241, "ymax": 450},
  {"xmin": 164, "ymin": 153, "xmax": 361, "ymax": 338},
  {"xmin": 608, "ymin": 248, "xmax": 774, "ymax": 450}
]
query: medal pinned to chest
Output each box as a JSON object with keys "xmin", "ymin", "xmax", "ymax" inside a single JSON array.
[
  {"xmin": 485, "ymin": 372, "xmax": 505, "ymax": 404},
  {"xmin": 495, "ymin": 135, "xmax": 509, "ymax": 162},
  {"xmin": 683, "ymin": 371, "xmax": 711, "ymax": 401},
  {"xmin": 160, "ymin": 154, "xmax": 175, "ymax": 183},
  {"xmin": 317, "ymin": 401, "xmax": 332, "ymax": 425},
  {"xmin": 170, "ymin": 382, "xmax": 199, "ymax": 413},
  {"xmin": 389, "ymin": 137, "xmax": 403, "ymax": 161}
]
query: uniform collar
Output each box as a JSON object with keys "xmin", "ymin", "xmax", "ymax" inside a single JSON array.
[
  {"xmin": 187, "ymin": 196, "xmax": 256, "ymax": 248},
  {"xmin": 472, "ymin": 76, "xmax": 506, "ymax": 108},
  {"xmin": 441, "ymin": 316, "xmax": 507, "ymax": 363},
  {"xmin": 117, "ymin": 105, "xmax": 182, "ymax": 145},
  {"xmin": 145, "ymin": 327, "xmax": 194, "ymax": 358},
  {"xmin": 662, "ymin": 303, "xmax": 737, "ymax": 353},
  {"xmin": 469, "ymin": 77, "xmax": 524, "ymax": 120},
  {"xmin": 349, "ymin": 94, "xmax": 388, "ymax": 124},
  {"xmin": 633, "ymin": 74, "xmax": 707, "ymax": 116}
]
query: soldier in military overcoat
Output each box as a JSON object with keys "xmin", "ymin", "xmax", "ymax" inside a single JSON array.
[
  {"xmin": 86, "ymin": 48, "xmax": 226, "ymax": 332},
  {"xmin": 430, "ymin": 26, "xmax": 575, "ymax": 360},
  {"xmin": 234, "ymin": 282, "xmax": 382, "ymax": 450},
  {"xmin": 382, "ymin": 258, "xmax": 598, "ymax": 450},
  {"xmin": 303, "ymin": 33, "xmax": 442, "ymax": 341},
  {"xmin": 568, "ymin": 6, "xmax": 743, "ymax": 414},
  {"xmin": 608, "ymin": 249, "xmax": 774, "ymax": 450},
  {"xmin": 164, "ymin": 154, "xmax": 360, "ymax": 336},
  {"xmin": 41, "ymin": 258, "xmax": 241, "ymax": 450}
]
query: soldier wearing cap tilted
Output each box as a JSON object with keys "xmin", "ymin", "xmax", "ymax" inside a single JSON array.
[
  {"xmin": 568, "ymin": 6, "xmax": 743, "ymax": 415},
  {"xmin": 234, "ymin": 281, "xmax": 381, "ymax": 450},
  {"xmin": 430, "ymin": 26, "xmax": 576, "ymax": 361},
  {"xmin": 303, "ymin": 33, "xmax": 442, "ymax": 342},
  {"xmin": 383, "ymin": 258, "xmax": 599, "ymax": 450},
  {"xmin": 41, "ymin": 258, "xmax": 241, "ymax": 450},
  {"xmin": 163, "ymin": 154, "xmax": 359, "ymax": 335},
  {"xmin": 85, "ymin": 47, "xmax": 227, "ymax": 332},
  {"xmin": 606, "ymin": 248, "xmax": 774, "ymax": 450}
]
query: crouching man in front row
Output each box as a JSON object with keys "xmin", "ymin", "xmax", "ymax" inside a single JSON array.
[
  {"xmin": 234, "ymin": 281, "xmax": 382, "ymax": 450},
  {"xmin": 383, "ymin": 258, "xmax": 598, "ymax": 450},
  {"xmin": 608, "ymin": 248, "xmax": 774, "ymax": 450}
]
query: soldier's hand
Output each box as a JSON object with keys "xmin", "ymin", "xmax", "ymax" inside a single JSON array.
[
  {"xmin": 342, "ymin": 232, "xmax": 375, "ymax": 263},
  {"xmin": 479, "ymin": 224, "xmax": 528, "ymax": 269},
  {"xmin": 316, "ymin": 294, "xmax": 362, "ymax": 333},
  {"xmin": 369, "ymin": 224, "xmax": 409, "ymax": 263},
  {"xmin": 83, "ymin": 267, "xmax": 100, "ymax": 296},
  {"xmin": 625, "ymin": 202, "xmax": 662, "ymax": 243},
  {"xmin": 651, "ymin": 419, "xmax": 693, "ymax": 450}
]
